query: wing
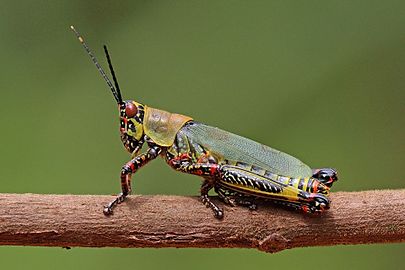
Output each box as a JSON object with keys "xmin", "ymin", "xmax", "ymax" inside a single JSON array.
[{"xmin": 180, "ymin": 122, "xmax": 312, "ymax": 178}]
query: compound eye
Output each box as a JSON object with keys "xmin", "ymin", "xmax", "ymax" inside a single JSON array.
[{"xmin": 125, "ymin": 102, "xmax": 137, "ymax": 117}]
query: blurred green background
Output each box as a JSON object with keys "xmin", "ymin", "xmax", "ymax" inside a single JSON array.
[{"xmin": 0, "ymin": 0, "xmax": 404, "ymax": 269}]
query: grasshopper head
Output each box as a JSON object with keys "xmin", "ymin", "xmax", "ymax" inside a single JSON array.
[{"xmin": 119, "ymin": 100, "xmax": 145, "ymax": 154}]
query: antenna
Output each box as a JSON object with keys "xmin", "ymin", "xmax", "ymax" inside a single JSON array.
[
  {"xmin": 70, "ymin": 25, "xmax": 122, "ymax": 104},
  {"xmin": 103, "ymin": 45, "xmax": 123, "ymax": 103}
]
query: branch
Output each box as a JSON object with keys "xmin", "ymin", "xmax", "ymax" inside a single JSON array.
[{"xmin": 0, "ymin": 190, "xmax": 404, "ymax": 253}]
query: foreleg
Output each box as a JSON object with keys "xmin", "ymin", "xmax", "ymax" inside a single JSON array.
[{"xmin": 103, "ymin": 145, "xmax": 161, "ymax": 215}]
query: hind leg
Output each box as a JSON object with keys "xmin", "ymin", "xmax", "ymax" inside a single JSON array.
[
  {"xmin": 214, "ymin": 185, "xmax": 236, "ymax": 207},
  {"xmin": 214, "ymin": 185, "xmax": 258, "ymax": 210},
  {"xmin": 234, "ymin": 195, "xmax": 258, "ymax": 210}
]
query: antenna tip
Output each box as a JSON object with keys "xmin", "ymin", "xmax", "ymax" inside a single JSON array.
[{"xmin": 70, "ymin": 25, "xmax": 84, "ymax": 43}]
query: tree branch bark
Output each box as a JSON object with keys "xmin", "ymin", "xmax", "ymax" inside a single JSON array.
[{"xmin": 0, "ymin": 190, "xmax": 404, "ymax": 252}]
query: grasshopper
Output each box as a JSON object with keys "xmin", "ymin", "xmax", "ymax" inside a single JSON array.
[{"xmin": 71, "ymin": 26, "xmax": 338, "ymax": 219}]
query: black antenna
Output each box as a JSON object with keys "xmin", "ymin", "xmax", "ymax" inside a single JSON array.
[
  {"xmin": 70, "ymin": 25, "xmax": 122, "ymax": 104},
  {"xmin": 103, "ymin": 45, "xmax": 123, "ymax": 103}
]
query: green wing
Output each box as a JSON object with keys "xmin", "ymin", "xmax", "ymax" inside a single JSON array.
[{"xmin": 181, "ymin": 122, "xmax": 312, "ymax": 178}]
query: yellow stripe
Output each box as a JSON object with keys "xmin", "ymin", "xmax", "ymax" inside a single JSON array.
[
  {"xmin": 302, "ymin": 177, "xmax": 309, "ymax": 192},
  {"xmin": 219, "ymin": 181, "xmax": 301, "ymax": 201},
  {"xmin": 293, "ymin": 178, "xmax": 299, "ymax": 189}
]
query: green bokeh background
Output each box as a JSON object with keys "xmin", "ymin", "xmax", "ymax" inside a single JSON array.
[{"xmin": 0, "ymin": 1, "xmax": 404, "ymax": 269}]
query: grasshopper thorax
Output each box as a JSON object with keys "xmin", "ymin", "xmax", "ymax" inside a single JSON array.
[{"xmin": 119, "ymin": 100, "xmax": 145, "ymax": 154}]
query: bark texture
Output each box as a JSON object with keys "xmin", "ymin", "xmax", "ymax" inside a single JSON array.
[{"xmin": 0, "ymin": 190, "xmax": 404, "ymax": 253}]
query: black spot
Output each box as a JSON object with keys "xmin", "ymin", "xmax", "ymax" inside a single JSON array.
[{"xmin": 128, "ymin": 122, "xmax": 136, "ymax": 132}]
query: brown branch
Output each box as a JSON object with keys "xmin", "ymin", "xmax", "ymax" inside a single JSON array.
[{"xmin": 0, "ymin": 190, "xmax": 404, "ymax": 252}]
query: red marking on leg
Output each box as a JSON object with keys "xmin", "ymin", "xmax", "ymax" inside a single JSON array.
[
  {"xmin": 179, "ymin": 153, "xmax": 191, "ymax": 160},
  {"xmin": 126, "ymin": 161, "xmax": 135, "ymax": 171},
  {"xmin": 313, "ymin": 180, "xmax": 319, "ymax": 193},
  {"xmin": 120, "ymin": 174, "xmax": 131, "ymax": 195},
  {"xmin": 302, "ymin": 205, "xmax": 310, "ymax": 213},
  {"xmin": 169, "ymin": 154, "xmax": 184, "ymax": 167},
  {"xmin": 210, "ymin": 164, "xmax": 218, "ymax": 176},
  {"xmin": 170, "ymin": 153, "xmax": 191, "ymax": 165},
  {"xmin": 168, "ymin": 159, "xmax": 176, "ymax": 167}
]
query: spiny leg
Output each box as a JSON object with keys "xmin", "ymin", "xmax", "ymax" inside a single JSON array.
[
  {"xmin": 214, "ymin": 185, "xmax": 258, "ymax": 210},
  {"xmin": 233, "ymin": 194, "xmax": 258, "ymax": 210},
  {"xmin": 104, "ymin": 145, "xmax": 161, "ymax": 215},
  {"xmin": 201, "ymin": 180, "xmax": 223, "ymax": 219},
  {"xmin": 103, "ymin": 193, "xmax": 126, "ymax": 215},
  {"xmin": 214, "ymin": 185, "xmax": 236, "ymax": 207}
]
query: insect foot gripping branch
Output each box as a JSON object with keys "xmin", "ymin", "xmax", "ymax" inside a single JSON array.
[{"xmin": 71, "ymin": 26, "xmax": 339, "ymax": 219}]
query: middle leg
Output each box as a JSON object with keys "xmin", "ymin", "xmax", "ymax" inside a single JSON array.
[
  {"xmin": 201, "ymin": 180, "xmax": 224, "ymax": 219},
  {"xmin": 168, "ymin": 156, "xmax": 225, "ymax": 218}
]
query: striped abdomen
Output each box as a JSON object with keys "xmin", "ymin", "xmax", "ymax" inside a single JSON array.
[{"xmin": 222, "ymin": 160, "xmax": 330, "ymax": 195}]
